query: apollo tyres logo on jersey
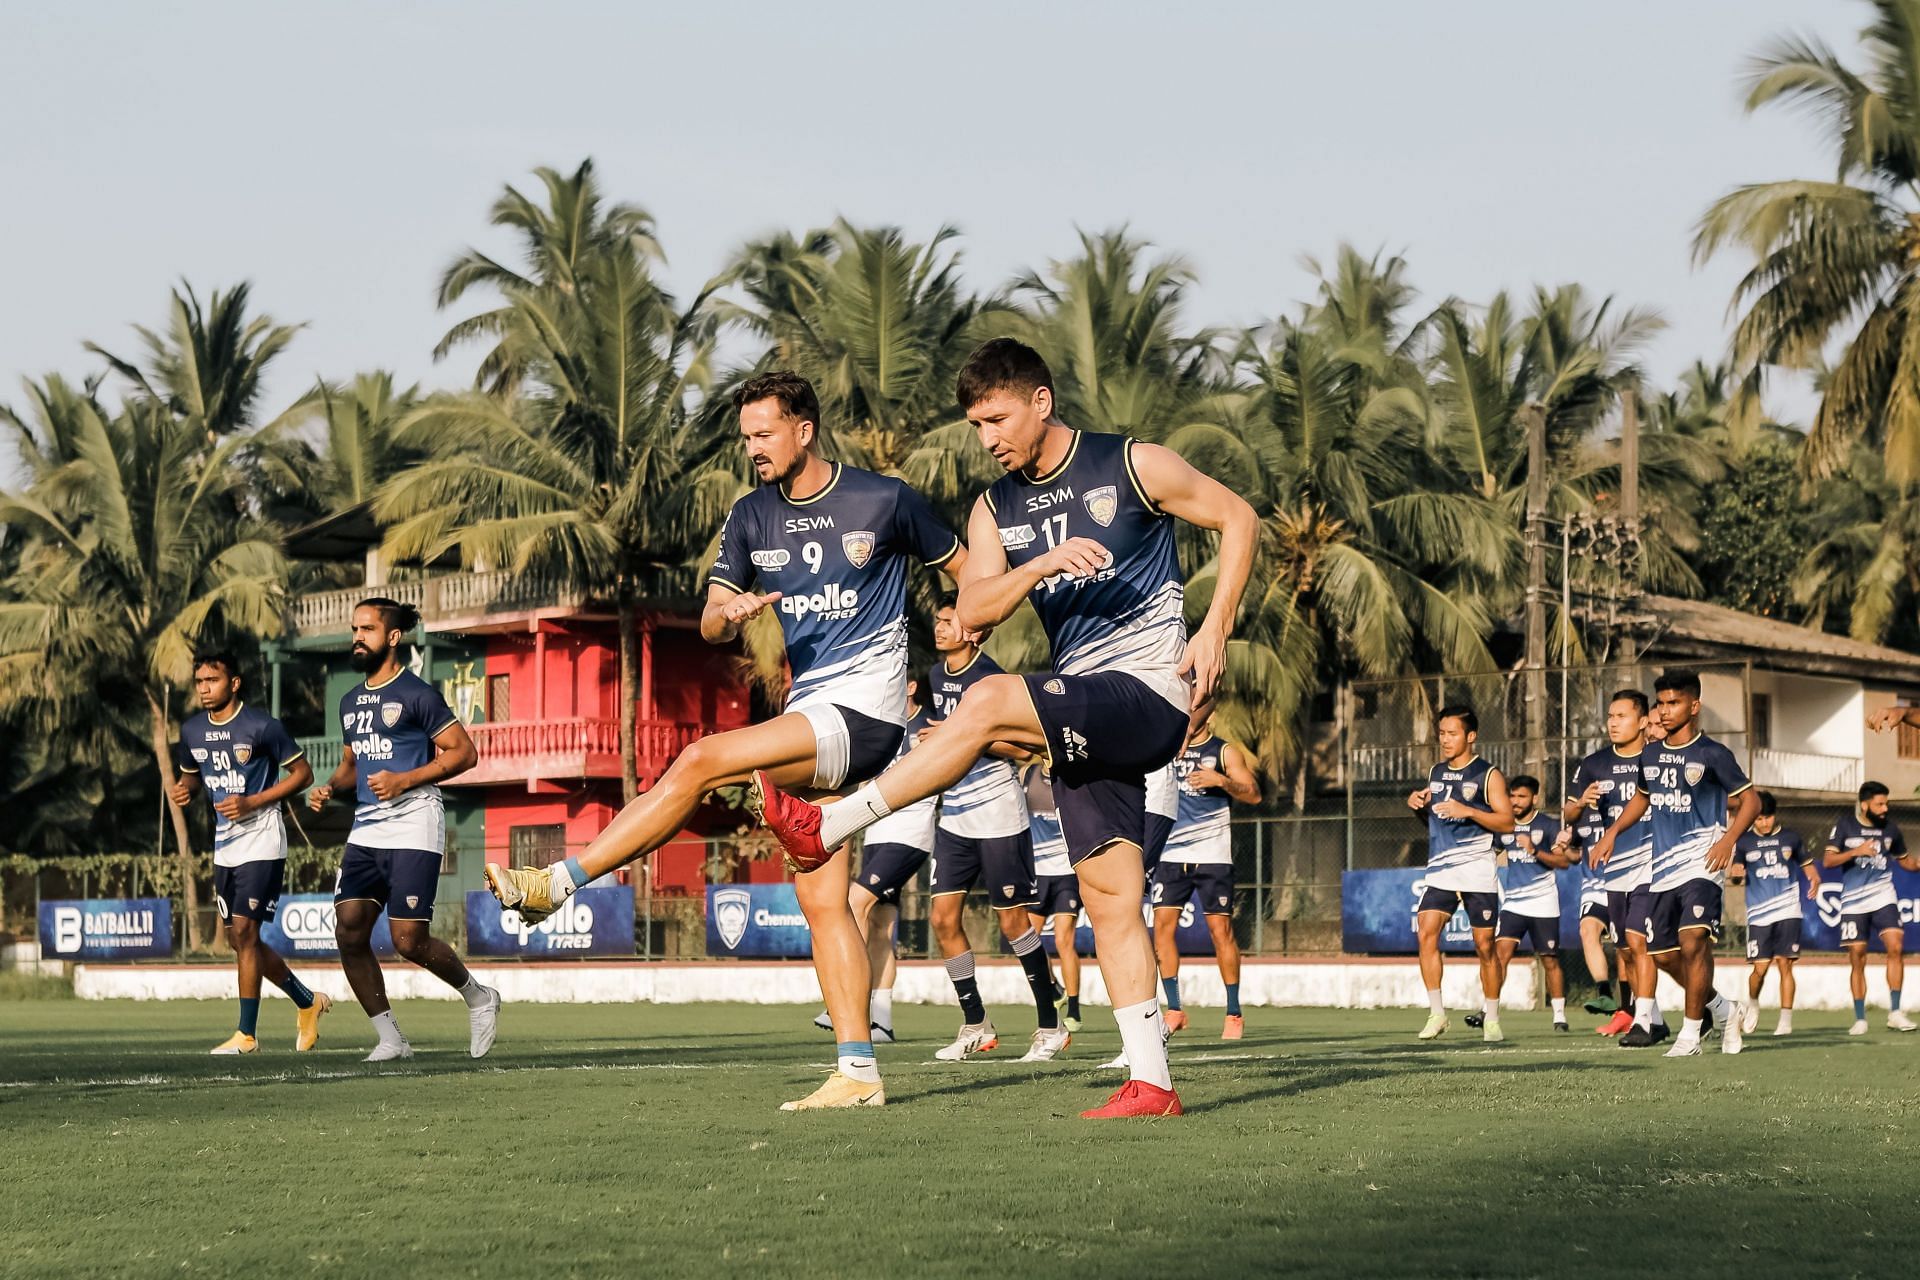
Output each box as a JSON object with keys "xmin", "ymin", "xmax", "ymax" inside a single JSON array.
[
  {"xmin": 714, "ymin": 887, "xmax": 751, "ymax": 950},
  {"xmin": 779, "ymin": 584, "xmax": 860, "ymax": 621},
  {"xmin": 1084, "ymin": 485, "xmax": 1117, "ymax": 527},
  {"xmin": 841, "ymin": 530, "xmax": 875, "ymax": 569}
]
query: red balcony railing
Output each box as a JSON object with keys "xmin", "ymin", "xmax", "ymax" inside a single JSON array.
[{"xmin": 454, "ymin": 716, "xmax": 705, "ymax": 787}]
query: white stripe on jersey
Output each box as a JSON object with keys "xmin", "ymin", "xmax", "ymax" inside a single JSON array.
[
  {"xmin": 938, "ymin": 759, "xmax": 1028, "ymax": 840},
  {"xmin": 788, "ymin": 617, "xmax": 910, "ymax": 726},
  {"xmin": 1055, "ymin": 581, "xmax": 1189, "ymax": 711},
  {"xmin": 1651, "ymin": 829, "xmax": 1722, "ymax": 892},
  {"xmin": 351, "ymin": 788, "xmax": 445, "ymax": 853},
  {"xmin": 1601, "ymin": 838, "xmax": 1652, "ymax": 889},
  {"xmin": 212, "ymin": 808, "xmax": 289, "ymax": 868},
  {"xmin": 1146, "ymin": 763, "xmax": 1179, "ymax": 818},
  {"xmin": 1423, "ymin": 831, "xmax": 1498, "ymax": 893},
  {"xmin": 1163, "ymin": 812, "xmax": 1231, "ymax": 866}
]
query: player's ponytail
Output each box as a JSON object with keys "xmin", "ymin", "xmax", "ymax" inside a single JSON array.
[{"xmin": 357, "ymin": 597, "xmax": 421, "ymax": 641}]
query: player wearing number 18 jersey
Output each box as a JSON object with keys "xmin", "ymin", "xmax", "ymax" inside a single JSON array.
[
  {"xmin": 485, "ymin": 373, "xmax": 969, "ymax": 1109},
  {"xmin": 754, "ymin": 338, "xmax": 1259, "ymax": 1118},
  {"xmin": 1824, "ymin": 781, "xmax": 1918, "ymax": 1035}
]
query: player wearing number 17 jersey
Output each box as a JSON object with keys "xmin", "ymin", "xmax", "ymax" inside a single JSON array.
[
  {"xmin": 485, "ymin": 372, "xmax": 969, "ymax": 1110},
  {"xmin": 753, "ymin": 338, "xmax": 1260, "ymax": 1118}
]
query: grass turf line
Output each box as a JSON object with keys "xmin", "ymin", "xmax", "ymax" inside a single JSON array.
[{"xmin": 1, "ymin": 1000, "xmax": 1915, "ymax": 1278}]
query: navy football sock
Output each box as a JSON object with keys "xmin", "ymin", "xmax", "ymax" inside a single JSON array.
[
  {"xmin": 272, "ymin": 973, "xmax": 316, "ymax": 1010},
  {"xmin": 237, "ymin": 997, "xmax": 260, "ymax": 1037},
  {"xmin": 945, "ymin": 952, "xmax": 987, "ymax": 1024}
]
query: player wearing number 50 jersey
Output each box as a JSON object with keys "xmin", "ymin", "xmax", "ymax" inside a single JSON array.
[
  {"xmin": 172, "ymin": 651, "xmax": 326, "ymax": 1056},
  {"xmin": 754, "ymin": 338, "xmax": 1259, "ymax": 1119},
  {"xmin": 1824, "ymin": 781, "xmax": 1919, "ymax": 1036},
  {"xmin": 486, "ymin": 372, "xmax": 969, "ymax": 1110}
]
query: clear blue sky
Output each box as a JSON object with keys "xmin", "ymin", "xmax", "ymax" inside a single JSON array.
[{"xmin": 0, "ymin": 1, "xmax": 1868, "ymax": 458}]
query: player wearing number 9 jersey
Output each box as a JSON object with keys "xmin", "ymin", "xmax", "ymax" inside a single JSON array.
[
  {"xmin": 753, "ymin": 338, "xmax": 1260, "ymax": 1118},
  {"xmin": 484, "ymin": 372, "xmax": 969, "ymax": 1111}
]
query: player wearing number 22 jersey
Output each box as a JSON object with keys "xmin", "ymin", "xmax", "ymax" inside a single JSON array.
[{"xmin": 754, "ymin": 338, "xmax": 1260, "ymax": 1119}]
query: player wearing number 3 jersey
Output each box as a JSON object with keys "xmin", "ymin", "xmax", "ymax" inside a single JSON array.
[
  {"xmin": 753, "ymin": 338, "xmax": 1260, "ymax": 1119},
  {"xmin": 484, "ymin": 372, "xmax": 968, "ymax": 1111}
]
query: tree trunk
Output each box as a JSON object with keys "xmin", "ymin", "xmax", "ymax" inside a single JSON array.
[
  {"xmin": 147, "ymin": 686, "xmax": 203, "ymax": 951},
  {"xmin": 618, "ymin": 594, "xmax": 639, "ymax": 805}
]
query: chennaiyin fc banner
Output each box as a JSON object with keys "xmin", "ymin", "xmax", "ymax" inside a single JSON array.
[
  {"xmin": 38, "ymin": 898, "xmax": 173, "ymax": 960},
  {"xmin": 1341, "ymin": 867, "xmax": 1584, "ymax": 955},
  {"xmin": 706, "ymin": 884, "xmax": 813, "ymax": 958},
  {"xmin": 260, "ymin": 894, "xmax": 396, "ymax": 959},
  {"xmin": 465, "ymin": 888, "xmax": 634, "ymax": 957}
]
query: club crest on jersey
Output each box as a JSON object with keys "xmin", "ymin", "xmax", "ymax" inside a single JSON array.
[
  {"xmin": 248, "ymin": 897, "xmax": 259, "ymax": 911},
  {"xmin": 1043, "ymin": 679, "xmax": 1064, "ymax": 695},
  {"xmin": 1001, "ymin": 884, "xmax": 1015, "ymax": 898},
  {"xmin": 1084, "ymin": 485, "xmax": 1117, "ymax": 527},
  {"xmin": 1683, "ymin": 762, "xmax": 1705, "ymax": 786},
  {"xmin": 1692, "ymin": 904, "xmax": 1704, "ymax": 919},
  {"xmin": 381, "ymin": 703, "xmax": 403, "ymax": 727},
  {"xmin": 1461, "ymin": 781, "xmax": 1480, "ymax": 801},
  {"xmin": 841, "ymin": 530, "xmax": 875, "ymax": 569},
  {"xmin": 405, "ymin": 895, "xmax": 419, "ymax": 909},
  {"xmin": 233, "ymin": 744, "xmax": 252, "ymax": 764},
  {"xmin": 713, "ymin": 887, "xmax": 751, "ymax": 950}
]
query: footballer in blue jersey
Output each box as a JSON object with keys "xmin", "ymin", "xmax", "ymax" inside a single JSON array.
[
  {"xmin": 1151, "ymin": 720, "xmax": 1259, "ymax": 1041},
  {"xmin": 1822, "ymin": 781, "xmax": 1919, "ymax": 1035},
  {"xmin": 1024, "ymin": 762, "xmax": 1085, "ymax": 1032},
  {"xmin": 486, "ymin": 372, "xmax": 969, "ymax": 1110},
  {"xmin": 1406, "ymin": 705, "xmax": 1515, "ymax": 1041},
  {"xmin": 307, "ymin": 599, "xmax": 497, "ymax": 1062},
  {"xmin": 1729, "ymin": 790, "xmax": 1821, "ymax": 1037},
  {"xmin": 756, "ymin": 338, "xmax": 1259, "ymax": 1119},
  {"xmin": 1487, "ymin": 775, "xmax": 1576, "ymax": 1031},
  {"xmin": 171, "ymin": 650, "xmax": 326, "ymax": 1055},
  {"xmin": 1595, "ymin": 670, "xmax": 1759, "ymax": 1057}
]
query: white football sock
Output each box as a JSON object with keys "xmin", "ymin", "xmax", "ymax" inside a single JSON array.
[
  {"xmin": 1426, "ymin": 989, "xmax": 1445, "ymax": 1017},
  {"xmin": 1680, "ymin": 1016, "xmax": 1703, "ymax": 1041},
  {"xmin": 1551, "ymin": 998, "xmax": 1566, "ymax": 1019},
  {"xmin": 545, "ymin": 862, "xmax": 579, "ymax": 903},
  {"xmin": 819, "ymin": 785, "xmax": 892, "ymax": 847},
  {"xmin": 1707, "ymin": 992, "xmax": 1731, "ymax": 1022},
  {"xmin": 871, "ymin": 988, "xmax": 894, "ymax": 1028},
  {"xmin": 1633, "ymin": 997, "xmax": 1655, "ymax": 1028},
  {"xmin": 1481, "ymin": 997, "xmax": 1499, "ymax": 1020},
  {"xmin": 1650, "ymin": 1001, "xmax": 1667, "ymax": 1027},
  {"xmin": 1114, "ymin": 998, "xmax": 1173, "ymax": 1091},
  {"xmin": 458, "ymin": 977, "xmax": 490, "ymax": 1008},
  {"xmin": 837, "ymin": 1050, "xmax": 881, "ymax": 1084},
  {"xmin": 370, "ymin": 1010, "xmax": 405, "ymax": 1046},
  {"xmin": 1776, "ymin": 1009, "xmax": 1793, "ymax": 1032}
]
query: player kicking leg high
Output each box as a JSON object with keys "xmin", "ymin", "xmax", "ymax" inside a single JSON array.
[
  {"xmin": 308, "ymin": 601, "xmax": 500, "ymax": 1060},
  {"xmin": 753, "ymin": 338, "xmax": 1259, "ymax": 1118},
  {"xmin": 485, "ymin": 372, "xmax": 969, "ymax": 1109},
  {"xmin": 172, "ymin": 651, "xmax": 329, "ymax": 1054}
]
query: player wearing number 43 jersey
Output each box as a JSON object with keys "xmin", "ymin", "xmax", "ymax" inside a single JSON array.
[
  {"xmin": 1824, "ymin": 781, "xmax": 1919, "ymax": 1036},
  {"xmin": 754, "ymin": 338, "xmax": 1259, "ymax": 1118},
  {"xmin": 172, "ymin": 650, "xmax": 327, "ymax": 1055},
  {"xmin": 486, "ymin": 372, "xmax": 970, "ymax": 1110}
]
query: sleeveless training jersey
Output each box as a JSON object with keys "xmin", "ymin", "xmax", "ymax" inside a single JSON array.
[
  {"xmin": 930, "ymin": 651, "xmax": 1028, "ymax": 839},
  {"xmin": 861, "ymin": 706, "xmax": 938, "ymax": 851},
  {"xmin": 708, "ymin": 463, "xmax": 959, "ymax": 726},
  {"xmin": 1026, "ymin": 768, "xmax": 1071, "ymax": 878},
  {"xmin": 1497, "ymin": 809, "xmax": 1561, "ymax": 918},
  {"xmin": 1424, "ymin": 756, "xmax": 1499, "ymax": 893},
  {"xmin": 1828, "ymin": 811, "xmax": 1908, "ymax": 915},
  {"xmin": 340, "ymin": 669, "xmax": 458, "ymax": 851},
  {"xmin": 178, "ymin": 703, "xmax": 303, "ymax": 867},
  {"xmin": 1734, "ymin": 829, "xmax": 1810, "ymax": 927},
  {"xmin": 1567, "ymin": 817, "xmax": 1608, "ymax": 906},
  {"xmin": 984, "ymin": 431, "xmax": 1187, "ymax": 711},
  {"xmin": 1164, "ymin": 734, "xmax": 1233, "ymax": 866},
  {"xmin": 1568, "ymin": 745, "xmax": 1654, "ymax": 890},
  {"xmin": 1641, "ymin": 730, "xmax": 1750, "ymax": 891},
  {"xmin": 1146, "ymin": 762, "xmax": 1179, "ymax": 819}
]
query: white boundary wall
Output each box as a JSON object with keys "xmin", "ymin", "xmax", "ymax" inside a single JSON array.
[{"xmin": 72, "ymin": 957, "xmax": 1895, "ymax": 1012}]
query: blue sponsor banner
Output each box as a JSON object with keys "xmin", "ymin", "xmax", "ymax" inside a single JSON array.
[
  {"xmin": 260, "ymin": 893, "xmax": 395, "ymax": 959},
  {"xmin": 1039, "ymin": 896, "xmax": 1215, "ymax": 956},
  {"xmin": 707, "ymin": 883, "xmax": 813, "ymax": 958},
  {"xmin": 1341, "ymin": 867, "xmax": 1585, "ymax": 955},
  {"xmin": 38, "ymin": 898, "xmax": 172, "ymax": 960},
  {"xmin": 1799, "ymin": 870, "xmax": 1920, "ymax": 952},
  {"xmin": 466, "ymin": 887, "xmax": 634, "ymax": 957}
]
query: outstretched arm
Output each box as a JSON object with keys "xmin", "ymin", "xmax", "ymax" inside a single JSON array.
[{"xmin": 1132, "ymin": 442, "xmax": 1258, "ymax": 708}]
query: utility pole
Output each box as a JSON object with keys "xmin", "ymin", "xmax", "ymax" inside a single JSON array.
[{"xmin": 1523, "ymin": 403, "xmax": 1548, "ymax": 777}]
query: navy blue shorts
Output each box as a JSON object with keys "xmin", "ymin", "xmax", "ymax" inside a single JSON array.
[
  {"xmin": 1022, "ymin": 672, "xmax": 1186, "ymax": 866},
  {"xmin": 1418, "ymin": 886, "xmax": 1498, "ymax": 930},
  {"xmin": 214, "ymin": 860, "xmax": 286, "ymax": 923},
  {"xmin": 1496, "ymin": 910, "xmax": 1560, "ymax": 953},
  {"xmin": 1142, "ymin": 813, "xmax": 1174, "ymax": 872},
  {"xmin": 1747, "ymin": 919, "xmax": 1802, "ymax": 961},
  {"xmin": 335, "ymin": 843, "xmax": 442, "ymax": 920},
  {"xmin": 857, "ymin": 841, "xmax": 930, "ymax": 905},
  {"xmin": 1579, "ymin": 898, "xmax": 1612, "ymax": 932},
  {"xmin": 1152, "ymin": 861, "xmax": 1235, "ymax": 916},
  {"xmin": 929, "ymin": 829, "xmax": 1036, "ymax": 908},
  {"xmin": 1035, "ymin": 874, "xmax": 1081, "ymax": 917},
  {"xmin": 1841, "ymin": 904, "xmax": 1903, "ymax": 944},
  {"xmin": 1648, "ymin": 881, "xmax": 1722, "ymax": 953},
  {"xmin": 1608, "ymin": 885, "xmax": 1654, "ymax": 944}
]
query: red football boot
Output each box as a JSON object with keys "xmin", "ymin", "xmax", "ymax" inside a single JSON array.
[
  {"xmin": 1080, "ymin": 1079, "xmax": 1184, "ymax": 1119},
  {"xmin": 1598, "ymin": 1009, "xmax": 1634, "ymax": 1037},
  {"xmin": 749, "ymin": 771, "xmax": 830, "ymax": 872}
]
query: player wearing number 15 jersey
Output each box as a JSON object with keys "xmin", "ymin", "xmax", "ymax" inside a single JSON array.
[
  {"xmin": 485, "ymin": 372, "xmax": 969, "ymax": 1110},
  {"xmin": 1729, "ymin": 791, "xmax": 1819, "ymax": 1037}
]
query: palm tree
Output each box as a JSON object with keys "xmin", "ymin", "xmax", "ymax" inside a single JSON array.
[
  {"xmin": 308, "ymin": 371, "xmax": 422, "ymax": 509},
  {"xmin": 1794, "ymin": 444, "xmax": 1920, "ymax": 643},
  {"xmin": 385, "ymin": 167, "xmax": 733, "ymax": 801},
  {"xmin": 0, "ymin": 377, "xmax": 287, "ymax": 945},
  {"xmin": 1694, "ymin": 0, "xmax": 1920, "ymax": 484}
]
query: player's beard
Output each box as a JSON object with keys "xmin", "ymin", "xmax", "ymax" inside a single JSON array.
[{"xmin": 349, "ymin": 640, "xmax": 387, "ymax": 673}]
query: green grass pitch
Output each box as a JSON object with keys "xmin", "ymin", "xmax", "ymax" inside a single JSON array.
[{"xmin": 3, "ymin": 999, "xmax": 1916, "ymax": 1278}]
